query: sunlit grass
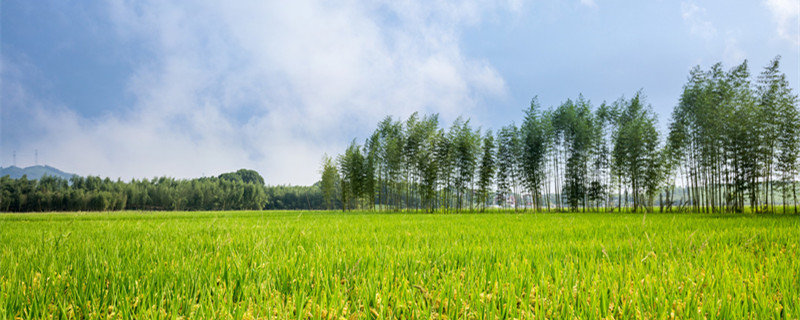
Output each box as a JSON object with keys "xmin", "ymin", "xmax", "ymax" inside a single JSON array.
[{"xmin": 1, "ymin": 211, "xmax": 797, "ymax": 319}]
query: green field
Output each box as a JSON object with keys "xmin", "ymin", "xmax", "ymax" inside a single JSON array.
[{"xmin": 1, "ymin": 211, "xmax": 797, "ymax": 319}]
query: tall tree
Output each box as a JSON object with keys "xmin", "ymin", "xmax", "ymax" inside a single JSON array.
[
  {"xmin": 477, "ymin": 130, "xmax": 496, "ymax": 212},
  {"xmin": 590, "ymin": 102, "xmax": 613, "ymax": 212},
  {"xmin": 613, "ymin": 91, "xmax": 660, "ymax": 212},
  {"xmin": 320, "ymin": 154, "xmax": 339, "ymax": 210},
  {"xmin": 414, "ymin": 114, "xmax": 441, "ymax": 212},
  {"xmin": 338, "ymin": 140, "xmax": 365, "ymax": 211},
  {"xmin": 436, "ymin": 128, "xmax": 455, "ymax": 212},
  {"xmin": 520, "ymin": 97, "xmax": 550, "ymax": 212},
  {"xmin": 496, "ymin": 125, "xmax": 521, "ymax": 209},
  {"xmin": 759, "ymin": 56, "xmax": 800, "ymax": 213},
  {"xmin": 451, "ymin": 118, "xmax": 480, "ymax": 212}
]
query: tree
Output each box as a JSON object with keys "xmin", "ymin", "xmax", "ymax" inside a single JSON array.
[
  {"xmin": 320, "ymin": 154, "xmax": 339, "ymax": 210},
  {"xmin": 415, "ymin": 114, "xmax": 441, "ymax": 212},
  {"xmin": 436, "ymin": 128, "xmax": 455, "ymax": 212},
  {"xmin": 338, "ymin": 140, "xmax": 365, "ymax": 211},
  {"xmin": 477, "ymin": 130, "xmax": 496, "ymax": 212},
  {"xmin": 552, "ymin": 97, "xmax": 595, "ymax": 212},
  {"xmin": 364, "ymin": 132, "xmax": 379, "ymax": 211},
  {"xmin": 219, "ymin": 169, "xmax": 265, "ymax": 185},
  {"xmin": 451, "ymin": 118, "xmax": 480, "ymax": 212},
  {"xmin": 496, "ymin": 125, "xmax": 517, "ymax": 209},
  {"xmin": 589, "ymin": 102, "xmax": 612, "ymax": 212},
  {"xmin": 520, "ymin": 97, "xmax": 550, "ymax": 212},
  {"xmin": 378, "ymin": 117, "xmax": 405, "ymax": 211},
  {"xmin": 613, "ymin": 91, "xmax": 660, "ymax": 212},
  {"xmin": 759, "ymin": 56, "xmax": 800, "ymax": 213}
]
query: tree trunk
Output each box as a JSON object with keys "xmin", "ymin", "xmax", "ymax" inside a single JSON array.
[{"xmin": 793, "ymin": 181, "xmax": 797, "ymax": 214}]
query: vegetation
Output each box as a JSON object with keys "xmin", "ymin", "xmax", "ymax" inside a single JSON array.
[
  {"xmin": 1, "ymin": 211, "xmax": 796, "ymax": 319},
  {"xmin": 0, "ymin": 170, "xmax": 270, "ymax": 212},
  {"xmin": 666, "ymin": 58, "xmax": 800, "ymax": 214},
  {"xmin": 325, "ymin": 57, "xmax": 799, "ymax": 214},
  {"xmin": 0, "ymin": 171, "xmax": 339, "ymax": 213},
  {"xmin": 263, "ymin": 184, "xmax": 325, "ymax": 210}
]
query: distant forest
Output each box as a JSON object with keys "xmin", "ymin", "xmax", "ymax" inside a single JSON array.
[
  {"xmin": 320, "ymin": 57, "xmax": 799, "ymax": 214},
  {"xmin": 1, "ymin": 57, "xmax": 797, "ymax": 213},
  {"xmin": 0, "ymin": 169, "xmax": 327, "ymax": 212}
]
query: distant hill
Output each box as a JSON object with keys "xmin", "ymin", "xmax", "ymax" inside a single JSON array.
[{"xmin": 0, "ymin": 165, "xmax": 77, "ymax": 180}]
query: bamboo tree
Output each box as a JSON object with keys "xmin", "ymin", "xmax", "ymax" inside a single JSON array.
[
  {"xmin": 520, "ymin": 97, "xmax": 550, "ymax": 212},
  {"xmin": 320, "ymin": 154, "xmax": 339, "ymax": 210},
  {"xmin": 477, "ymin": 130, "xmax": 497, "ymax": 212},
  {"xmin": 613, "ymin": 92, "xmax": 660, "ymax": 213},
  {"xmin": 436, "ymin": 128, "xmax": 455, "ymax": 213},
  {"xmin": 451, "ymin": 118, "xmax": 479, "ymax": 212},
  {"xmin": 496, "ymin": 125, "xmax": 521, "ymax": 210},
  {"xmin": 415, "ymin": 114, "xmax": 441, "ymax": 212},
  {"xmin": 325, "ymin": 57, "xmax": 797, "ymax": 214},
  {"xmin": 760, "ymin": 57, "xmax": 800, "ymax": 213},
  {"xmin": 591, "ymin": 102, "xmax": 613, "ymax": 212}
]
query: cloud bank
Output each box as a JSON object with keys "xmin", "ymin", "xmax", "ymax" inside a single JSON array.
[
  {"xmin": 764, "ymin": 0, "xmax": 800, "ymax": 46},
  {"xmin": 4, "ymin": 0, "xmax": 509, "ymax": 184}
]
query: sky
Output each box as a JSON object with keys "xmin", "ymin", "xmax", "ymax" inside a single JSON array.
[{"xmin": 1, "ymin": 0, "xmax": 798, "ymax": 185}]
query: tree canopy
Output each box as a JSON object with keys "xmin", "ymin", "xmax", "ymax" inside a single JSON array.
[{"xmin": 324, "ymin": 57, "xmax": 798, "ymax": 214}]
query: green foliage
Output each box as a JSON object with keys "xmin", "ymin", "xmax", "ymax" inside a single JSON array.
[
  {"xmin": 263, "ymin": 184, "xmax": 324, "ymax": 210},
  {"xmin": 320, "ymin": 154, "xmax": 339, "ymax": 210},
  {"xmin": 219, "ymin": 168, "xmax": 265, "ymax": 185},
  {"xmin": 552, "ymin": 96, "xmax": 596, "ymax": 211},
  {"xmin": 338, "ymin": 140, "xmax": 366, "ymax": 210},
  {"xmin": 327, "ymin": 57, "xmax": 797, "ymax": 214},
  {"xmin": 477, "ymin": 130, "xmax": 496, "ymax": 211},
  {"xmin": 496, "ymin": 124, "xmax": 521, "ymax": 209},
  {"xmin": 1, "ymin": 211, "xmax": 797, "ymax": 318},
  {"xmin": 520, "ymin": 97, "xmax": 550, "ymax": 210},
  {"xmin": 451, "ymin": 118, "xmax": 481, "ymax": 212},
  {"xmin": 0, "ymin": 169, "xmax": 269, "ymax": 212},
  {"xmin": 666, "ymin": 56, "xmax": 799, "ymax": 213},
  {"xmin": 613, "ymin": 91, "xmax": 661, "ymax": 212}
]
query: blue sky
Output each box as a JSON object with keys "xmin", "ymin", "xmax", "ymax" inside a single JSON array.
[{"xmin": 2, "ymin": 0, "xmax": 798, "ymax": 185}]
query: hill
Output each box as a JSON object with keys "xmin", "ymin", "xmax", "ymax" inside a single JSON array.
[{"xmin": 0, "ymin": 165, "xmax": 77, "ymax": 180}]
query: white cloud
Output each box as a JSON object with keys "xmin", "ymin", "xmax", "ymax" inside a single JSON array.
[
  {"xmin": 580, "ymin": 0, "xmax": 596, "ymax": 8},
  {"xmin": 723, "ymin": 36, "xmax": 745, "ymax": 66},
  {"xmin": 681, "ymin": 1, "xmax": 717, "ymax": 39},
  {"xmin": 764, "ymin": 0, "xmax": 800, "ymax": 46},
  {"xmin": 4, "ymin": 0, "xmax": 509, "ymax": 185}
]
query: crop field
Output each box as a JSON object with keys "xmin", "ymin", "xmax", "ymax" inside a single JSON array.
[{"xmin": 1, "ymin": 211, "xmax": 798, "ymax": 319}]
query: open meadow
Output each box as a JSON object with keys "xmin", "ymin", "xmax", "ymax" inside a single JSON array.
[{"xmin": 1, "ymin": 211, "xmax": 798, "ymax": 319}]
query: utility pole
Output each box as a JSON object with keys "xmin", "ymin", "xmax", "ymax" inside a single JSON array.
[
  {"xmin": 13, "ymin": 151, "xmax": 16, "ymax": 167},
  {"xmin": 35, "ymin": 149, "xmax": 38, "ymax": 166}
]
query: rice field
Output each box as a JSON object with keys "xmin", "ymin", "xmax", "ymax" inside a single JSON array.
[{"xmin": 0, "ymin": 211, "xmax": 797, "ymax": 319}]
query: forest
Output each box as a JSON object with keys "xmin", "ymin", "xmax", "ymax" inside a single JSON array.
[
  {"xmin": 0, "ymin": 169, "xmax": 270, "ymax": 212},
  {"xmin": 322, "ymin": 57, "xmax": 799, "ymax": 214},
  {"xmin": 0, "ymin": 167, "xmax": 328, "ymax": 212}
]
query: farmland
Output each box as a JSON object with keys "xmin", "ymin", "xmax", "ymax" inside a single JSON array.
[{"xmin": 1, "ymin": 211, "xmax": 798, "ymax": 319}]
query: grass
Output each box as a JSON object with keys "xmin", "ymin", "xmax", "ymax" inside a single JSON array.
[{"xmin": 1, "ymin": 211, "xmax": 798, "ymax": 319}]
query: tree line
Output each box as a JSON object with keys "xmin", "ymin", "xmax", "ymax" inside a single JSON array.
[
  {"xmin": 0, "ymin": 169, "xmax": 270, "ymax": 212},
  {"xmin": 321, "ymin": 57, "xmax": 799, "ymax": 213},
  {"xmin": 666, "ymin": 58, "xmax": 799, "ymax": 213},
  {"xmin": 263, "ymin": 183, "xmax": 327, "ymax": 210},
  {"xmin": 0, "ymin": 168, "xmax": 338, "ymax": 212}
]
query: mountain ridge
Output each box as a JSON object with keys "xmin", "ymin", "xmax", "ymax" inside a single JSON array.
[{"xmin": 0, "ymin": 165, "xmax": 77, "ymax": 180}]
